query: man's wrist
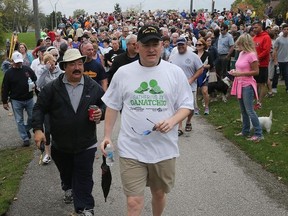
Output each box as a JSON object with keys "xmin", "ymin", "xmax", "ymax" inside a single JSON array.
[{"xmin": 33, "ymin": 129, "xmax": 44, "ymax": 133}]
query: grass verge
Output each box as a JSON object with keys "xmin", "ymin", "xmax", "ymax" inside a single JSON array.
[
  {"xmin": 3, "ymin": 32, "xmax": 36, "ymax": 51},
  {"xmin": 0, "ymin": 147, "xmax": 34, "ymax": 215},
  {"xmin": 205, "ymin": 85, "xmax": 288, "ymax": 184},
  {"xmin": 1, "ymin": 70, "xmax": 4, "ymax": 95}
]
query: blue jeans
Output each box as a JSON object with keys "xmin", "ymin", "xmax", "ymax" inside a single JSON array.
[
  {"xmin": 11, "ymin": 98, "xmax": 34, "ymax": 141},
  {"xmin": 272, "ymin": 62, "xmax": 288, "ymax": 90},
  {"xmin": 238, "ymin": 86, "xmax": 263, "ymax": 137}
]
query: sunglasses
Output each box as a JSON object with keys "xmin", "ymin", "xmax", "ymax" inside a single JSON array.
[
  {"xmin": 131, "ymin": 118, "xmax": 156, "ymax": 136},
  {"xmin": 196, "ymin": 44, "xmax": 203, "ymax": 46}
]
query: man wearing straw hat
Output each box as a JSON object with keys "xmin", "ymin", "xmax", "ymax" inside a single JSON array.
[{"xmin": 32, "ymin": 49, "xmax": 106, "ymax": 216}]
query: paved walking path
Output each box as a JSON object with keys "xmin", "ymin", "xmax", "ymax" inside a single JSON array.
[{"xmin": 1, "ymin": 106, "xmax": 288, "ymax": 216}]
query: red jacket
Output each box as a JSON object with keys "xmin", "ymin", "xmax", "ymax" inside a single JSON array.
[{"xmin": 253, "ymin": 31, "xmax": 271, "ymax": 67}]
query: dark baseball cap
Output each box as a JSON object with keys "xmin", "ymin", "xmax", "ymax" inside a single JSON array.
[
  {"xmin": 39, "ymin": 46, "xmax": 47, "ymax": 52},
  {"xmin": 176, "ymin": 37, "xmax": 187, "ymax": 45},
  {"xmin": 137, "ymin": 25, "xmax": 162, "ymax": 43}
]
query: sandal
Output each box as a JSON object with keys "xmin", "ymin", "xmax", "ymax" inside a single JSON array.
[
  {"xmin": 185, "ymin": 123, "xmax": 192, "ymax": 132},
  {"xmin": 247, "ymin": 135, "xmax": 264, "ymax": 142},
  {"xmin": 178, "ymin": 130, "xmax": 184, "ymax": 136},
  {"xmin": 234, "ymin": 132, "xmax": 251, "ymax": 138}
]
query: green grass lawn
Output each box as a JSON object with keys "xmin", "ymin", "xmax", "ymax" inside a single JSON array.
[
  {"xmin": 0, "ymin": 70, "xmax": 3, "ymax": 96},
  {"xmin": 4, "ymin": 32, "xmax": 36, "ymax": 50},
  {"xmin": 0, "ymin": 71, "xmax": 3, "ymax": 82},
  {"xmin": 0, "ymin": 147, "xmax": 34, "ymax": 215},
  {"xmin": 206, "ymin": 85, "xmax": 288, "ymax": 183}
]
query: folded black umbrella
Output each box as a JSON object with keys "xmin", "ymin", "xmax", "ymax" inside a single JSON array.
[{"xmin": 101, "ymin": 155, "xmax": 112, "ymax": 202}]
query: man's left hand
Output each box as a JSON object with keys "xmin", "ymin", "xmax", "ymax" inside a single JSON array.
[{"xmin": 93, "ymin": 108, "xmax": 102, "ymax": 124}]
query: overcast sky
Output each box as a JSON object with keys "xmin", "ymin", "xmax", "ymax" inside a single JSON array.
[{"xmin": 34, "ymin": 0, "xmax": 234, "ymax": 16}]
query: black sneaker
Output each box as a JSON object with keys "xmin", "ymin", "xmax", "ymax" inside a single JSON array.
[
  {"xmin": 64, "ymin": 189, "xmax": 73, "ymax": 204},
  {"xmin": 27, "ymin": 131, "xmax": 31, "ymax": 139},
  {"xmin": 22, "ymin": 140, "xmax": 30, "ymax": 147}
]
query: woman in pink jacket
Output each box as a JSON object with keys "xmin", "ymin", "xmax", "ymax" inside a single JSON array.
[{"xmin": 230, "ymin": 34, "xmax": 263, "ymax": 142}]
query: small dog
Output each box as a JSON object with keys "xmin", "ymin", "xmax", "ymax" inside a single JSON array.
[
  {"xmin": 241, "ymin": 111, "xmax": 273, "ymax": 133},
  {"xmin": 208, "ymin": 76, "xmax": 232, "ymax": 102},
  {"xmin": 253, "ymin": 110, "xmax": 273, "ymax": 133}
]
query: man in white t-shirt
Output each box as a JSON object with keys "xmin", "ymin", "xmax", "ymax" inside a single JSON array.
[
  {"xmin": 101, "ymin": 25, "xmax": 193, "ymax": 216},
  {"xmin": 169, "ymin": 37, "xmax": 203, "ymax": 135},
  {"xmin": 273, "ymin": 23, "xmax": 288, "ymax": 93}
]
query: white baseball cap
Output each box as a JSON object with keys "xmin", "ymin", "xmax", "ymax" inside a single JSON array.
[{"xmin": 12, "ymin": 51, "xmax": 23, "ymax": 63}]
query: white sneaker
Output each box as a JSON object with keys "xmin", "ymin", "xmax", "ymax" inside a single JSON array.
[
  {"xmin": 78, "ymin": 209, "xmax": 94, "ymax": 216},
  {"xmin": 42, "ymin": 154, "xmax": 51, "ymax": 164},
  {"xmin": 272, "ymin": 88, "xmax": 277, "ymax": 93}
]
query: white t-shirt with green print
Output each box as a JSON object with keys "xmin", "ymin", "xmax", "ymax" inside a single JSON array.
[{"xmin": 102, "ymin": 60, "xmax": 194, "ymax": 163}]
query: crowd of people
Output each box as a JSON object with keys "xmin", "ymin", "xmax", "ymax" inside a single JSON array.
[{"xmin": 1, "ymin": 5, "xmax": 288, "ymax": 216}]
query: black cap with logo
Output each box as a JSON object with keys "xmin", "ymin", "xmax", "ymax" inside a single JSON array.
[{"xmin": 137, "ymin": 25, "xmax": 162, "ymax": 43}]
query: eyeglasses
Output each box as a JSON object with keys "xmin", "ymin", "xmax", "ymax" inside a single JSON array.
[
  {"xmin": 131, "ymin": 118, "xmax": 156, "ymax": 136},
  {"xmin": 196, "ymin": 44, "xmax": 203, "ymax": 46},
  {"xmin": 221, "ymin": 29, "xmax": 225, "ymax": 31}
]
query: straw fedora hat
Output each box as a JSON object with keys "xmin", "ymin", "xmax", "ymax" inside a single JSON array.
[{"xmin": 59, "ymin": 48, "xmax": 86, "ymax": 70}]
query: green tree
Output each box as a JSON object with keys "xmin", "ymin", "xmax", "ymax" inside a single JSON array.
[
  {"xmin": 0, "ymin": 0, "xmax": 31, "ymax": 32},
  {"xmin": 0, "ymin": 18, "xmax": 5, "ymax": 60},
  {"xmin": 273, "ymin": 0, "xmax": 288, "ymax": 18},
  {"xmin": 73, "ymin": 9, "xmax": 85, "ymax": 18},
  {"xmin": 231, "ymin": 0, "xmax": 265, "ymax": 19},
  {"xmin": 114, "ymin": 3, "xmax": 121, "ymax": 14}
]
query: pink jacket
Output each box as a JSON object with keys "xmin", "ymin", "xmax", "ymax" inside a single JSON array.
[{"xmin": 231, "ymin": 76, "xmax": 258, "ymax": 100}]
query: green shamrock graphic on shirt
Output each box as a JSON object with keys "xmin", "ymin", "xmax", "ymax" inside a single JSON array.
[{"xmin": 134, "ymin": 79, "xmax": 164, "ymax": 94}]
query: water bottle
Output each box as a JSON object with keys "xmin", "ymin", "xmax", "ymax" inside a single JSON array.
[
  {"xmin": 276, "ymin": 65, "xmax": 280, "ymax": 74},
  {"xmin": 106, "ymin": 144, "xmax": 114, "ymax": 167},
  {"xmin": 28, "ymin": 77, "xmax": 35, "ymax": 92}
]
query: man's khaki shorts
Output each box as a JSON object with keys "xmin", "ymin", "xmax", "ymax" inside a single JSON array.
[{"xmin": 119, "ymin": 157, "xmax": 176, "ymax": 196}]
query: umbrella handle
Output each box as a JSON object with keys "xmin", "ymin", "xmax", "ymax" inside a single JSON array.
[
  {"xmin": 40, "ymin": 141, "xmax": 45, "ymax": 153},
  {"xmin": 38, "ymin": 141, "xmax": 45, "ymax": 165}
]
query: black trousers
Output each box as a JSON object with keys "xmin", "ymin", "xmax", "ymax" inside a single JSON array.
[{"xmin": 51, "ymin": 145, "xmax": 97, "ymax": 213}]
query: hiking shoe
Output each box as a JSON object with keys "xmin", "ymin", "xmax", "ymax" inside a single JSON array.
[
  {"xmin": 64, "ymin": 189, "xmax": 73, "ymax": 204},
  {"xmin": 204, "ymin": 107, "xmax": 209, "ymax": 115},
  {"xmin": 42, "ymin": 154, "xmax": 51, "ymax": 164},
  {"xmin": 253, "ymin": 102, "xmax": 262, "ymax": 110},
  {"xmin": 194, "ymin": 108, "xmax": 199, "ymax": 115},
  {"xmin": 247, "ymin": 135, "xmax": 264, "ymax": 143},
  {"xmin": 22, "ymin": 140, "xmax": 30, "ymax": 147},
  {"xmin": 78, "ymin": 209, "xmax": 94, "ymax": 216}
]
